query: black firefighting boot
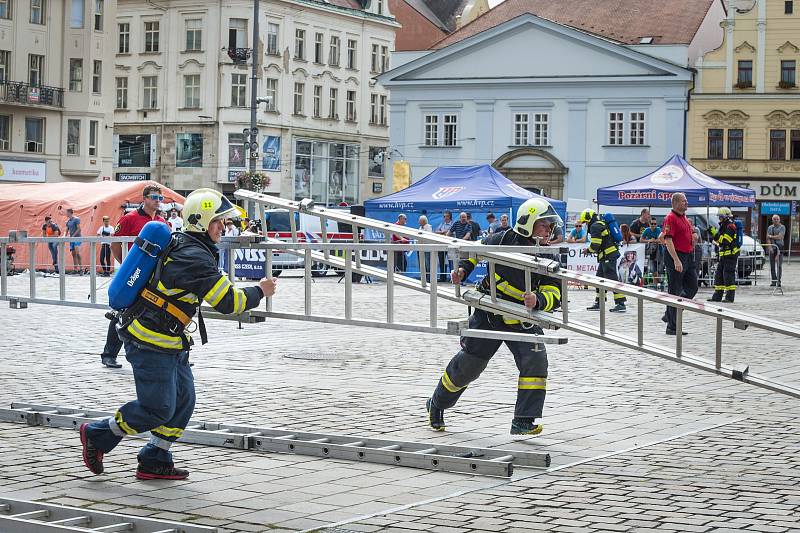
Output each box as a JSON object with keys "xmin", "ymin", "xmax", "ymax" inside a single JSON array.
[
  {"xmin": 707, "ymin": 291, "xmax": 723, "ymax": 302},
  {"xmin": 510, "ymin": 419, "xmax": 543, "ymax": 436},
  {"xmin": 724, "ymin": 291, "xmax": 735, "ymax": 303},
  {"xmin": 136, "ymin": 462, "xmax": 190, "ymax": 481},
  {"xmin": 426, "ymin": 398, "xmax": 445, "ymax": 431},
  {"xmin": 586, "ymin": 301, "xmax": 601, "ymax": 311},
  {"xmin": 79, "ymin": 423, "xmax": 104, "ymax": 475}
]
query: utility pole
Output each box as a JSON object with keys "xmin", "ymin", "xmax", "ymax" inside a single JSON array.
[{"xmin": 248, "ymin": 0, "xmax": 260, "ymax": 174}]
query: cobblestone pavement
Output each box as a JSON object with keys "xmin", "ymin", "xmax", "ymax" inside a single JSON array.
[{"xmin": 0, "ymin": 263, "xmax": 798, "ymax": 533}]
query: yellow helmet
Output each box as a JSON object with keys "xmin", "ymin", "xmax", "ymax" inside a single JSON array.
[
  {"xmin": 183, "ymin": 188, "xmax": 238, "ymax": 232},
  {"xmin": 514, "ymin": 198, "xmax": 562, "ymax": 238},
  {"xmin": 578, "ymin": 208, "xmax": 596, "ymax": 224},
  {"xmin": 718, "ymin": 207, "xmax": 732, "ymax": 218}
]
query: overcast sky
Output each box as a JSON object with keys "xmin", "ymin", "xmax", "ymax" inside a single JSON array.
[{"xmin": 488, "ymin": 0, "xmax": 505, "ymax": 6}]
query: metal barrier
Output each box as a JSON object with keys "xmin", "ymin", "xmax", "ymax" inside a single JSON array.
[{"xmin": 233, "ymin": 190, "xmax": 800, "ymax": 399}]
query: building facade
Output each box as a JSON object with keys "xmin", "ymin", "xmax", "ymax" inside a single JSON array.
[
  {"xmin": 0, "ymin": 0, "xmax": 115, "ymax": 184},
  {"xmin": 379, "ymin": 11, "xmax": 718, "ymax": 202},
  {"xmin": 113, "ymin": 0, "xmax": 397, "ymax": 204},
  {"xmin": 688, "ymin": 0, "xmax": 800, "ymax": 250}
]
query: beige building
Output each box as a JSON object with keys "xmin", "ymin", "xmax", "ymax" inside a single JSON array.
[
  {"xmin": 688, "ymin": 0, "xmax": 800, "ymax": 250},
  {"xmin": 113, "ymin": 0, "xmax": 397, "ymax": 204},
  {"xmin": 0, "ymin": 0, "xmax": 115, "ymax": 184}
]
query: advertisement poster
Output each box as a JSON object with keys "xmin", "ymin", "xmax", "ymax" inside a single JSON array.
[
  {"xmin": 262, "ymin": 136, "xmax": 281, "ymax": 171},
  {"xmin": 368, "ymin": 146, "xmax": 385, "ymax": 177},
  {"xmin": 229, "ymin": 144, "xmax": 245, "ymax": 168}
]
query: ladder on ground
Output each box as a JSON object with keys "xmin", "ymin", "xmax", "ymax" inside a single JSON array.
[
  {"xmin": 0, "ymin": 403, "xmax": 550, "ymax": 478},
  {"xmin": 0, "ymin": 497, "xmax": 216, "ymax": 532},
  {"xmin": 233, "ymin": 190, "xmax": 800, "ymax": 399}
]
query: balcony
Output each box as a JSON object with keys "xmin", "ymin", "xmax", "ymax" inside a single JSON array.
[
  {"xmin": 0, "ymin": 80, "xmax": 64, "ymax": 108},
  {"xmin": 227, "ymin": 48, "xmax": 251, "ymax": 64}
]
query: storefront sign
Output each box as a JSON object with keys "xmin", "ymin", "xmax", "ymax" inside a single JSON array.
[
  {"xmin": 0, "ymin": 159, "xmax": 46, "ymax": 182},
  {"xmin": 116, "ymin": 172, "xmax": 150, "ymax": 182},
  {"xmin": 228, "ymin": 169, "xmax": 246, "ymax": 183},
  {"xmin": 261, "ymin": 136, "xmax": 281, "ymax": 171},
  {"xmin": 730, "ymin": 181, "xmax": 799, "ymax": 199},
  {"xmin": 760, "ymin": 201, "xmax": 791, "ymax": 215}
]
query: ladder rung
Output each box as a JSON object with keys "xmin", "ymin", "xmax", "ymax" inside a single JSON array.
[
  {"xmin": 343, "ymin": 440, "xmax": 364, "ymax": 447},
  {"xmin": 52, "ymin": 516, "xmax": 90, "ymax": 526},
  {"xmin": 308, "ymin": 437, "xmax": 330, "ymax": 443},
  {"xmin": 10, "ymin": 510, "xmax": 49, "ymax": 519},
  {"xmin": 93, "ymin": 522, "xmax": 134, "ymax": 532},
  {"xmin": 275, "ymin": 434, "xmax": 296, "ymax": 440},
  {"xmin": 379, "ymin": 444, "xmax": 401, "ymax": 450},
  {"xmin": 490, "ymin": 454, "xmax": 515, "ymax": 462},
  {"xmin": 414, "ymin": 447, "xmax": 438, "ymax": 454},
  {"xmin": 0, "ymin": 503, "xmax": 9, "ymax": 511}
]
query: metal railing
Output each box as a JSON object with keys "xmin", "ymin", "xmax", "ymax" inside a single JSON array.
[{"xmin": 0, "ymin": 79, "xmax": 64, "ymax": 107}]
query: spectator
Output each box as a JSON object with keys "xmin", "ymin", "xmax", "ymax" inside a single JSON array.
[
  {"xmin": 498, "ymin": 214, "xmax": 510, "ymax": 233},
  {"xmin": 418, "ymin": 215, "xmax": 432, "ymax": 281},
  {"xmin": 224, "ymin": 219, "xmax": 241, "ymax": 237},
  {"xmin": 466, "ymin": 213, "xmax": 481, "ymax": 240},
  {"xmin": 620, "ymin": 223, "xmax": 637, "ymax": 244},
  {"xmin": 567, "ymin": 222, "xmax": 587, "ymax": 243},
  {"xmin": 486, "ymin": 213, "xmax": 501, "ymax": 234},
  {"xmin": 448, "ymin": 212, "xmax": 472, "ymax": 240},
  {"xmin": 662, "ymin": 192, "xmax": 697, "ymax": 335},
  {"xmin": 391, "ymin": 214, "xmax": 410, "ymax": 273},
  {"xmin": 42, "ymin": 215, "xmax": 61, "ymax": 273},
  {"xmin": 630, "ymin": 208, "xmax": 650, "ymax": 240},
  {"xmin": 167, "ymin": 209, "xmax": 184, "ymax": 232},
  {"xmin": 435, "ymin": 210, "xmax": 454, "ymax": 281},
  {"xmin": 641, "ymin": 218, "xmax": 662, "ymax": 282},
  {"xmin": 96, "ymin": 216, "xmax": 115, "ymax": 276},
  {"xmin": 65, "ymin": 208, "xmax": 85, "ymax": 275},
  {"xmin": 548, "ymin": 224, "xmax": 564, "ymax": 244},
  {"xmin": 766, "ymin": 214, "xmax": 785, "ymax": 287}
]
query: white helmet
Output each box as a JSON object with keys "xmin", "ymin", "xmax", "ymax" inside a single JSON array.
[
  {"xmin": 718, "ymin": 207, "xmax": 732, "ymax": 218},
  {"xmin": 183, "ymin": 188, "xmax": 238, "ymax": 232},
  {"xmin": 514, "ymin": 198, "xmax": 562, "ymax": 238}
]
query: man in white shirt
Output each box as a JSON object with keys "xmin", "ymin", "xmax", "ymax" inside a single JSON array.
[
  {"xmin": 225, "ymin": 219, "xmax": 241, "ymax": 237},
  {"xmin": 167, "ymin": 209, "xmax": 184, "ymax": 232}
]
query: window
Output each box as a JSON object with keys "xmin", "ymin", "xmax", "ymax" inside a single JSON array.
[
  {"xmin": 513, "ymin": 113, "xmax": 529, "ymax": 146},
  {"xmin": 118, "ymin": 23, "xmax": 130, "ymax": 53},
  {"xmin": 0, "ymin": 0, "xmax": 10, "ymax": 20},
  {"xmin": 67, "ymin": 119, "xmax": 80, "ymax": 155},
  {"xmin": 781, "ymin": 60, "xmax": 796, "ymax": 86},
  {"xmin": 346, "ymin": 90, "xmax": 356, "ymax": 121},
  {"xmin": 371, "ymin": 44, "xmax": 379, "ymax": 72},
  {"xmin": 118, "ymin": 134, "xmax": 152, "ymax": 167},
  {"xmin": 707, "ymin": 128, "xmax": 723, "ymax": 159},
  {"xmin": 347, "ymin": 39, "xmax": 357, "ymax": 69},
  {"xmin": 293, "ymin": 139, "xmax": 360, "ymax": 204},
  {"xmin": 534, "ymin": 113, "xmax": 549, "ymax": 145},
  {"xmin": 370, "ymin": 94, "xmax": 378, "ymax": 124},
  {"xmin": 0, "ymin": 115, "xmax": 9, "ymax": 151},
  {"xmin": 443, "ymin": 114, "xmax": 457, "ymax": 146},
  {"xmin": 295, "ymin": 29, "xmax": 305, "ymax": 60},
  {"xmin": 377, "ymin": 0, "xmax": 384, "ymax": 15},
  {"xmin": 176, "ymin": 133, "xmax": 202, "ymax": 167},
  {"xmin": 115, "ymin": 77, "xmax": 128, "ymax": 109},
  {"xmin": 264, "ymin": 78, "xmax": 277, "ymax": 111},
  {"xmin": 88, "ymin": 120, "xmax": 98, "ymax": 156},
  {"xmin": 229, "ymin": 18, "xmax": 246, "ymax": 49},
  {"xmin": 184, "ymin": 74, "xmax": 200, "ymax": 108},
  {"xmin": 70, "ymin": 0, "xmax": 84, "ymax": 27},
  {"xmin": 185, "ymin": 19, "xmax": 202, "ymax": 51},
  {"xmin": 144, "ymin": 21, "xmax": 160, "ymax": 52},
  {"xmin": 608, "ymin": 112, "xmax": 624, "ymax": 145},
  {"xmin": 92, "ymin": 60, "xmax": 102, "ymax": 93},
  {"xmin": 0, "ymin": 51, "xmax": 8, "ymax": 82},
  {"xmin": 379, "ymin": 95, "xmax": 387, "ymax": 125},
  {"xmin": 424, "ymin": 114, "xmax": 438, "ymax": 146},
  {"xmin": 94, "ymin": 0, "xmax": 103, "ymax": 30},
  {"xmin": 786, "ymin": 0, "xmax": 793, "ymax": 14},
  {"xmin": 30, "ymin": 0, "xmax": 44, "ymax": 24},
  {"xmin": 25, "ymin": 118, "xmax": 44, "ymax": 153},
  {"xmin": 381, "ymin": 45, "xmax": 389, "ymax": 72},
  {"xmin": 728, "ymin": 129, "xmax": 743, "ymax": 159},
  {"xmin": 312, "ymin": 85, "xmax": 321, "ymax": 117},
  {"xmin": 629, "ymin": 112, "xmax": 645, "ymax": 145},
  {"xmin": 791, "ymin": 130, "xmax": 800, "ymax": 159},
  {"xmin": 142, "ymin": 75, "xmax": 158, "ymax": 108},
  {"xmin": 329, "ymin": 88, "xmax": 338, "ymax": 119},
  {"xmin": 737, "ymin": 60, "xmax": 753, "ymax": 87},
  {"xmin": 29, "ymin": 55, "xmax": 43, "ymax": 87},
  {"xmin": 293, "ymin": 82, "xmax": 304, "ymax": 115},
  {"xmin": 228, "ymin": 133, "xmax": 245, "ymax": 168},
  {"xmin": 329, "ymin": 36, "xmax": 340, "ymax": 66},
  {"xmin": 69, "ymin": 59, "xmax": 83, "ymax": 92},
  {"xmin": 231, "ymin": 73, "xmax": 247, "ymax": 107},
  {"xmin": 267, "ymin": 23, "xmax": 279, "ymax": 55},
  {"xmin": 314, "ymin": 32, "xmax": 324, "ymax": 63},
  {"xmin": 770, "ymin": 129, "xmax": 787, "ymax": 160}
]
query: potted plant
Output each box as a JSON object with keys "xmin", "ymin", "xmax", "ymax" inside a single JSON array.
[
  {"xmin": 236, "ymin": 171, "xmax": 271, "ymax": 192},
  {"xmin": 778, "ymin": 79, "xmax": 796, "ymax": 89}
]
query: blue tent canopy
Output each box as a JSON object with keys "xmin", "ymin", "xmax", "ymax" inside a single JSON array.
[
  {"xmin": 597, "ymin": 155, "xmax": 756, "ymax": 208},
  {"xmin": 365, "ymin": 164, "xmax": 566, "ymax": 222}
]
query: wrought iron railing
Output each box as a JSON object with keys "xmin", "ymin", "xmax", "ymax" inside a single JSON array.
[
  {"xmin": 227, "ymin": 47, "xmax": 251, "ymax": 63},
  {"xmin": 0, "ymin": 80, "xmax": 64, "ymax": 107}
]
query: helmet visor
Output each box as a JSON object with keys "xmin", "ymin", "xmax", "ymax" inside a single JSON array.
[{"xmin": 211, "ymin": 195, "xmax": 239, "ymax": 223}]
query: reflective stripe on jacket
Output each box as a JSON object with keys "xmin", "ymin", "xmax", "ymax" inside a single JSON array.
[{"xmin": 587, "ymin": 219, "xmax": 619, "ymax": 261}]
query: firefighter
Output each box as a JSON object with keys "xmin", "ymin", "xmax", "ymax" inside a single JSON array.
[
  {"xmin": 708, "ymin": 207, "xmax": 739, "ymax": 303},
  {"xmin": 426, "ymin": 198, "xmax": 562, "ymax": 436},
  {"xmin": 581, "ymin": 208, "xmax": 626, "ymax": 313},
  {"xmin": 79, "ymin": 188, "xmax": 278, "ymax": 480}
]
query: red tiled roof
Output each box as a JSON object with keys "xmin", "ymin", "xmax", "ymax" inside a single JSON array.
[{"xmin": 432, "ymin": 0, "xmax": 718, "ymax": 49}]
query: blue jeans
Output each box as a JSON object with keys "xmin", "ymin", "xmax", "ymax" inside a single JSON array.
[{"xmin": 85, "ymin": 342, "xmax": 195, "ymax": 467}]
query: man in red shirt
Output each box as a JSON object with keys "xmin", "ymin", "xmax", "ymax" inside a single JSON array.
[
  {"xmin": 100, "ymin": 185, "xmax": 167, "ymax": 368},
  {"xmin": 661, "ymin": 192, "xmax": 697, "ymax": 335}
]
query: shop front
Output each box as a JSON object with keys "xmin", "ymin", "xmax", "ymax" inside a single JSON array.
[
  {"xmin": 293, "ymin": 138, "xmax": 360, "ymax": 206},
  {"xmin": 730, "ymin": 179, "xmax": 799, "ymax": 254}
]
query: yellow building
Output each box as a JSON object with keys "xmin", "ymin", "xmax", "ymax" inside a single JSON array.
[{"xmin": 688, "ymin": 0, "xmax": 800, "ymax": 251}]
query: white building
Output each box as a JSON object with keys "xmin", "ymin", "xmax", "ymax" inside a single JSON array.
[
  {"xmin": 0, "ymin": 0, "xmax": 115, "ymax": 183},
  {"xmin": 378, "ymin": 0, "xmax": 726, "ymax": 202},
  {"xmin": 113, "ymin": 0, "xmax": 397, "ymax": 203}
]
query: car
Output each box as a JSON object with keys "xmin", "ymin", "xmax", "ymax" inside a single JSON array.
[{"xmin": 737, "ymin": 234, "xmax": 765, "ymax": 279}]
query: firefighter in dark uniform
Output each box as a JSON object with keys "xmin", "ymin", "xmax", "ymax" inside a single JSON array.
[
  {"xmin": 708, "ymin": 207, "xmax": 739, "ymax": 302},
  {"xmin": 581, "ymin": 208, "xmax": 626, "ymax": 313},
  {"xmin": 80, "ymin": 188, "xmax": 278, "ymax": 480},
  {"xmin": 426, "ymin": 198, "xmax": 562, "ymax": 436}
]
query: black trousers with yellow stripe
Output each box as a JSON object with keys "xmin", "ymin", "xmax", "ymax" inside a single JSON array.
[
  {"xmin": 711, "ymin": 255, "xmax": 738, "ymax": 302},
  {"xmin": 431, "ymin": 309, "xmax": 548, "ymax": 421},
  {"xmin": 595, "ymin": 258, "xmax": 626, "ymax": 304}
]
